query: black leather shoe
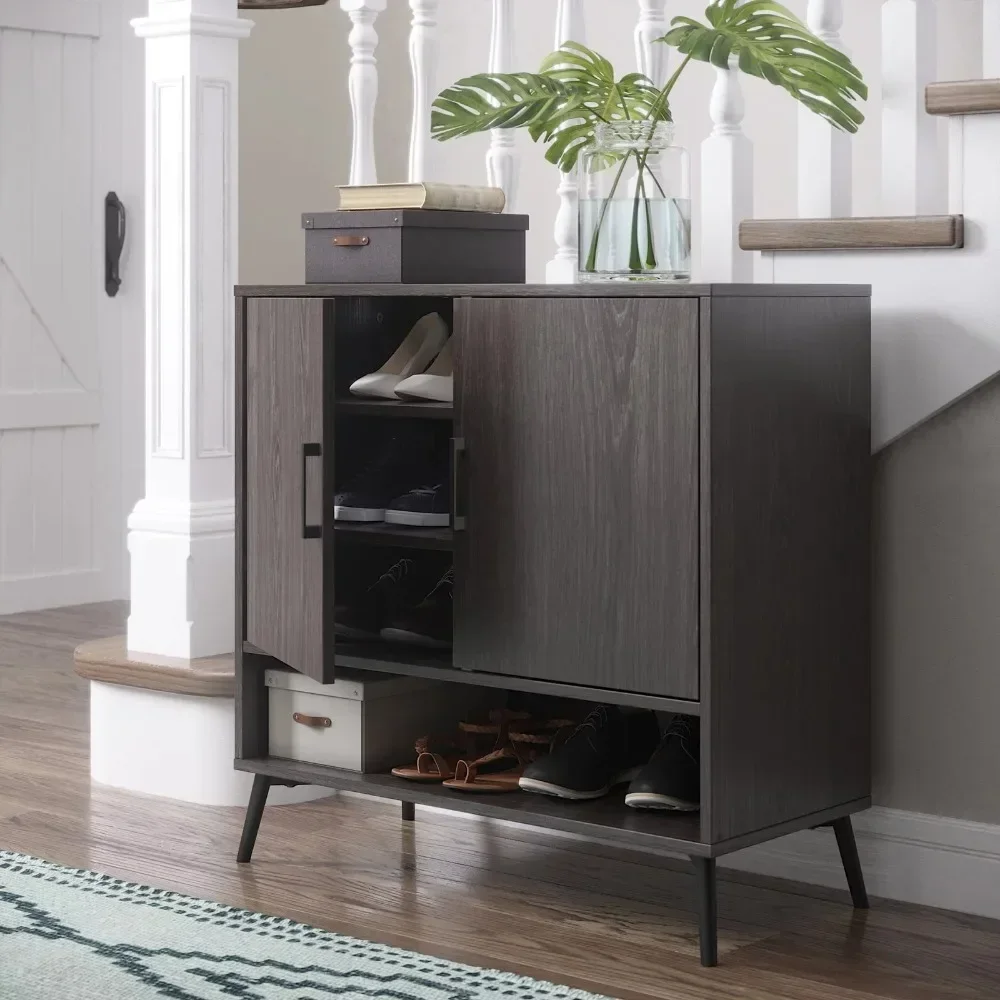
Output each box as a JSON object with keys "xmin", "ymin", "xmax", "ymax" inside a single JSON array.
[
  {"xmin": 518, "ymin": 705, "xmax": 660, "ymax": 800},
  {"xmin": 625, "ymin": 715, "xmax": 700, "ymax": 811},
  {"xmin": 380, "ymin": 568, "xmax": 453, "ymax": 649},
  {"xmin": 334, "ymin": 557, "xmax": 426, "ymax": 639}
]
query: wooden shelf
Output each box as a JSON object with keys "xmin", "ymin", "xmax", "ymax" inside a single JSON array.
[
  {"xmin": 335, "ymin": 397, "xmax": 453, "ymax": 420},
  {"xmin": 235, "ymin": 755, "xmax": 707, "ymax": 856},
  {"xmin": 331, "ymin": 641, "xmax": 703, "ymax": 715},
  {"xmin": 334, "ymin": 521, "xmax": 453, "ymax": 550}
]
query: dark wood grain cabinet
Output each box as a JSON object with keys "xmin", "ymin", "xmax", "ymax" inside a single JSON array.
[
  {"xmin": 454, "ymin": 296, "xmax": 699, "ymax": 699},
  {"xmin": 234, "ymin": 283, "xmax": 873, "ymax": 969}
]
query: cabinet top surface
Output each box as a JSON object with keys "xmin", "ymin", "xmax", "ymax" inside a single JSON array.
[{"xmin": 235, "ymin": 282, "xmax": 872, "ymax": 299}]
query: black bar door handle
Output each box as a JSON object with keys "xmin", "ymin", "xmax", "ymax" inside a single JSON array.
[
  {"xmin": 451, "ymin": 437, "xmax": 466, "ymax": 532},
  {"xmin": 105, "ymin": 192, "xmax": 126, "ymax": 297},
  {"xmin": 302, "ymin": 443, "xmax": 322, "ymax": 539}
]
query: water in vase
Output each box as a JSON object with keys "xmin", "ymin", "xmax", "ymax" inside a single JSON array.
[{"xmin": 578, "ymin": 195, "xmax": 692, "ymax": 282}]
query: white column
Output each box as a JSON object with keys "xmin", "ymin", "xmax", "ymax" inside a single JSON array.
[
  {"xmin": 881, "ymin": 0, "xmax": 940, "ymax": 214},
  {"xmin": 700, "ymin": 58, "xmax": 754, "ymax": 282},
  {"xmin": 127, "ymin": 0, "xmax": 251, "ymax": 660},
  {"xmin": 485, "ymin": 0, "xmax": 518, "ymax": 209},
  {"xmin": 798, "ymin": 0, "xmax": 851, "ymax": 217},
  {"xmin": 407, "ymin": 0, "xmax": 438, "ymax": 183},
  {"xmin": 545, "ymin": 0, "xmax": 586, "ymax": 284},
  {"xmin": 984, "ymin": 0, "xmax": 1000, "ymax": 76},
  {"xmin": 341, "ymin": 0, "xmax": 386, "ymax": 186},
  {"xmin": 635, "ymin": 0, "xmax": 669, "ymax": 86}
]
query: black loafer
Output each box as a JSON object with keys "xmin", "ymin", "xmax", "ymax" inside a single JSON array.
[
  {"xmin": 519, "ymin": 705, "xmax": 660, "ymax": 801},
  {"xmin": 625, "ymin": 715, "xmax": 700, "ymax": 811}
]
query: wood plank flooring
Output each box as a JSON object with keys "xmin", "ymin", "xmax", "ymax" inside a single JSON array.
[{"xmin": 1, "ymin": 603, "xmax": 999, "ymax": 999}]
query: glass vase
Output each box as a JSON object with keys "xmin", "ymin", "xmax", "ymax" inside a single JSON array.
[{"xmin": 578, "ymin": 121, "xmax": 691, "ymax": 282}]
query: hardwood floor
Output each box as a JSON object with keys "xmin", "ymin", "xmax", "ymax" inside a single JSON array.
[{"xmin": 1, "ymin": 603, "xmax": 998, "ymax": 999}]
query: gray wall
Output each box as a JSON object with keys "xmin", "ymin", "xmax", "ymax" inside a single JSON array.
[{"xmin": 874, "ymin": 380, "xmax": 1000, "ymax": 824}]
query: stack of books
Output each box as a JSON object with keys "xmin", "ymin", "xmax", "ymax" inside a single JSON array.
[{"xmin": 336, "ymin": 182, "xmax": 506, "ymax": 214}]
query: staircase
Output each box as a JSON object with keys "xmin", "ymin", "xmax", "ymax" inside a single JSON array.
[{"xmin": 335, "ymin": 0, "xmax": 1000, "ymax": 452}]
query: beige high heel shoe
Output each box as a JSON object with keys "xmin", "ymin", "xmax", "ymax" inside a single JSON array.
[
  {"xmin": 349, "ymin": 313, "xmax": 449, "ymax": 399},
  {"xmin": 393, "ymin": 337, "xmax": 453, "ymax": 403}
]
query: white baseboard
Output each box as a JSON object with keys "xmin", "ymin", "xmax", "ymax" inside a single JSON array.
[
  {"xmin": 0, "ymin": 570, "xmax": 111, "ymax": 616},
  {"xmin": 720, "ymin": 806, "xmax": 1000, "ymax": 921}
]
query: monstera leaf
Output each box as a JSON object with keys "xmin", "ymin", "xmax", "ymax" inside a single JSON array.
[
  {"xmin": 662, "ymin": 0, "xmax": 867, "ymax": 131},
  {"xmin": 431, "ymin": 43, "xmax": 669, "ymax": 172}
]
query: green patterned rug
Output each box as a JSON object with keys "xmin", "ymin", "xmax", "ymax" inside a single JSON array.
[{"xmin": 0, "ymin": 851, "xmax": 613, "ymax": 999}]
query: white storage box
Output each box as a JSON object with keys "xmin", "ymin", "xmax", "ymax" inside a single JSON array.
[{"xmin": 265, "ymin": 668, "xmax": 483, "ymax": 773}]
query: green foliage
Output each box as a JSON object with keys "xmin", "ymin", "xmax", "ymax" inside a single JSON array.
[
  {"xmin": 662, "ymin": 0, "xmax": 867, "ymax": 132},
  {"xmin": 430, "ymin": 3, "xmax": 869, "ymax": 169},
  {"xmin": 431, "ymin": 42, "xmax": 668, "ymax": 172}
]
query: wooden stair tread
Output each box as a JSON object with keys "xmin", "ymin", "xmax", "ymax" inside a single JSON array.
[
  {"xmin": 926, "ymin": 79, "xmax": 1000, "ymax": 116},
  {"xmin": 74, "ymin": 635, "xmax": 234, "ymax": 697},
  {"xmin": 739, "ymin": 215, "xmax": 964, "ymax": 252}
]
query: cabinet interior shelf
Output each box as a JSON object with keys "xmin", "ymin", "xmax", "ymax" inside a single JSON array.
[
  {"xmin": 335, "ymin": 397, "xmax": 453, "ymax": 420},
  {"xmin": 334, "ymin": 521, "xmax": 453, "ymax": 550},
  {"xmin": 235, "ymin": 755, "xmax": 707, "ymax": 856}
]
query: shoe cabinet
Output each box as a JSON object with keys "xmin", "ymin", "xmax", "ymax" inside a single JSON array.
[{"xmin": 234, "ymin": 283, "xmax": 873, "ymax": 968}]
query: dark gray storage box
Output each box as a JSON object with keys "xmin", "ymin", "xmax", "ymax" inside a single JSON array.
[{"xmin": 302, "ymin": 209, "xmax": 529, "ymax": 284}]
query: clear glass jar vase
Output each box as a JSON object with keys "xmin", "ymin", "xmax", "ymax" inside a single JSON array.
[{"xmin": 578, "ymin": 121, "xmax": 691, "ymax": 282}]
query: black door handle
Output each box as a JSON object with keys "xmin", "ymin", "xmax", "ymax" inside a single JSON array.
[
  {"xmin": 302, "ymin": 443, "xmax": 322, "ymax": 539},
  {"xmin": 105, "ymin": 192, "xmax": 126, "ymax": 297},
  {"xmin": 451, "ymin": 437, "xmax": 466, "ymax": 532}
]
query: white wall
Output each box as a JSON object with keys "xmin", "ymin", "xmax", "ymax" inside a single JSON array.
[{"xmin": 240, "ymin": 0, "xmax": 982, "ymax": 284}]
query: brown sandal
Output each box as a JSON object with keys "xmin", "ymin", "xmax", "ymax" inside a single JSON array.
[
  {"xmin": 442, "ymin": 747, "xmax": 523, "ymax": 793},
  {"xmin": 442, "ymin": 718, "xmax": 576, "ymax": 794},
  {"xmin": 390, "ymin": 737, "xmax": 462, "ymax": 783},
  {"xmin": 390, "ymin": 709, "xmax": 530, "ymax": 784}
]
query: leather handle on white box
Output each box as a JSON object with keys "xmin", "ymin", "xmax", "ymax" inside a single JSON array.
[{"xmin": 293, "ymin": 712, "xmax": 332, "ymax": 729}]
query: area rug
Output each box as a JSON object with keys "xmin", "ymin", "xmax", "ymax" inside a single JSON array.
[{"xmin": 0, "ymin": 851, "xmax": 612, "ymax": 999}]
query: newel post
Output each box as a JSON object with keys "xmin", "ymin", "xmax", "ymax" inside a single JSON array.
[{"xmin": 127, "ymin": 0, "xmax": 252, "ymax": 660}]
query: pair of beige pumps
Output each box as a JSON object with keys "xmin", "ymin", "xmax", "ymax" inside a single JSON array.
[{"xmin": 349, "ymin": 313, "xmax": 453, "ymax": 403}]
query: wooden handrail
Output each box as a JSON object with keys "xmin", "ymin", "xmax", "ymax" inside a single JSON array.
[
  {"xmin": 926, "ymin": 80, "xmax": 1000, "ymax": 116},
  {"xmin": 739, "ymin": 216, "xmax": 964, "ymax": 252}
]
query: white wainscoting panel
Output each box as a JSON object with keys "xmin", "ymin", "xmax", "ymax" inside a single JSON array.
[{"xmin": 721, "ymin": 807, "xmax": 1000, "ymax": 922}]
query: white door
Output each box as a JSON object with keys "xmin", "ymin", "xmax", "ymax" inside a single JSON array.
[{"xmin": 0, "ymin": 0, "xmax": 143, "ymax": 614}]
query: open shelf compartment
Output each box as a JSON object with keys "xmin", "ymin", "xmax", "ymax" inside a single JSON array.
[{"xmin": 235, "ymin": 755, "xmax": 707, "ymax": 856}]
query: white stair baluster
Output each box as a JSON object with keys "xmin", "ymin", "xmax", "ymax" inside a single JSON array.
[
  {"xmin": 545, "ymin": 0, "xmax": 586, "ymax": 284},
  {"xmin": 635, "ymin": 0, "xmax": 669, "ymax": 86},
  {"xmin": 699, "ymin": 56, "xmax": 754, "ymax": 282},
  {"xmin": 485, "ymin": 0, "xmax": 517, "ymax": 209},
  {"xmin": 341, "ymin": 0, "xmax": 386, "ymax": 187},
  {"xmin": 984, "ymin": 0, "xmax": 1000, "ymax": 77},
  {"xmin": 408, "ymin": 0, "xmax": 439, "ymax": 183},
  {"xmin": 881, "ymin": 0, "xmax": 941, "ymax": 215},
  {"xmin": 798, "ymin": 0, "xmax": 851, "ymax": 217}
]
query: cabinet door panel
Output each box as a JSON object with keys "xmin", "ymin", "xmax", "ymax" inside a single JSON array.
[
  {"xmin": 454, "ymin": 297, "xmax": 699, "ymax": 700},
  {"xmin": 245, "ymin": 298, "xmax": 330, "ymax": 682}
]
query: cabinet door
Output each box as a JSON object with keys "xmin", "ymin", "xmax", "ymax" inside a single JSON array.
[
  {"xmin": 453, "ymin": 297, "xmax": 699, "ymax": 700},
  {"xmin": 245, "ymin": 298, "xmax": 332, "ymax": 683}
]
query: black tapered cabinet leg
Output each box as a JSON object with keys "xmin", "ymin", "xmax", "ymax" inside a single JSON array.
[
  {"xmin": 692, "ymin": 857, "xmax": 718, "ymax": 967},
  {"xmin": 401, "ymin": 801, "xmax": 415, "ymax": 822},
  {"xmin": 237, "ymin": 775, "xmax": 272, "ymax": 864},
  {"xmin": 832, "ymin": 816, "xmax": 869, "ymax": 909}
]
